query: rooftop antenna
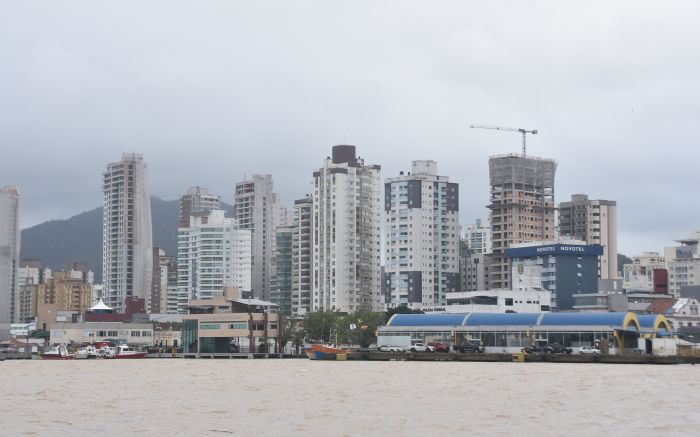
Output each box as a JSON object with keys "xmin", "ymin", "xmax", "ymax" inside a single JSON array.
[{"xmin": 469, "ymin": 124, "xmax": 538, "ymax": 156}]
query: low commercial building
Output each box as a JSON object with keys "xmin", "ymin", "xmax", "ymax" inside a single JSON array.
[
  {"xmin": 574, "ymin": 288, "xmax": 674, "ymax": 313},
  {"xmin": 50, "ymin": 322, "xmax": 153, "ymax": 346},
  {"xmin": 377, "ymin": 312, "xmax": 672, "ymax": 355},
  {"xmin": 181, "ymin": 288, "xmax": 281, "ymax": 356},
  {"xmin": 420, "ymin": 288, "xmax": 551, "ymax": 313}
]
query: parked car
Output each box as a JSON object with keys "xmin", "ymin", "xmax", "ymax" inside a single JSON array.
[
  {"xmin": 427, "ymin": 342, "xmax": 450, "ymax": 353},
  {"xmin": 521, "ymin": 344, "xmax": 544, "ymax": 354},
  {"xmin": 454, "ymin": 342, "xmax": 484, "ymax": 354},
  {"xmin": 543, "ymin": 343, "xmax": 573, "ymax": 354},
  {"xmin": 578, "ymin": 346, "xmax": 601, "ymax": 355},
  {"xmin": 408, "ymin": 343, "xmax": 434, "ymax": 353},
  {"xmin": 378, "ymin": 345, "xmax": 405, "ymax": 353}
]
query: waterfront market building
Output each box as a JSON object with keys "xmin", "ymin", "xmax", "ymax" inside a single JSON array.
[{"xmin": 377, "ymin": 312, "xmax": 673, "ymax": 355}]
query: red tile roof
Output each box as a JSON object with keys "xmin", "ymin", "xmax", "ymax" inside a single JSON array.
[{"xmin": 646, "ymin": 298, "xmax": 676, "ymax": 314}]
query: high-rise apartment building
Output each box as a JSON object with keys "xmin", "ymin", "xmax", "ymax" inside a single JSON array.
[
  {"xmin": 459, "ymin": 240, "xmax": 487, "ymax": 292},
  {"xmin": 102, "ymin": 153, "xmax": 153, "ymax": 312},
  {"xmin": 271, "ymin": 226, "xmax": 293, "ymax": 316},
  {"xmin": 151, "ymin": 248, "xmax": 180, "ymax": 314},
  {"xmin": 291, "ymin": 195, "xmax": 313, "ymax": 317},
  {"xmin": 177, "ymin": 210, "xmax": 252, "ymax": 313},
  {"xmin": 178, "ymin": 186, "xmax": 222, "ymax": 228},
  {"xmin": 0, "ymin": 186, "xmax": 20, "ymax": 330},
  {"xmin": 17, "ymin": 261, "xmax": 51, "ymax": 323},
  {"xmin": 384, "ymin": 160, "xmax": 460, "ymax": 308},
  {"xmin": 161, "ymin": 254, "xmax": 179, "ymax": 314},
  {"xmin": 464, "ymin": 219, "xmax": 492, "ymax": 255},
  {"xmin": 37, "ymin": 271, "xmax": 93, "ymax": 313},
  {"xmin": 558, "ymin": 194, "xmax": 618, "ymax": 279},
  {"xmin": 312, "ymin": 145, "xmax": 383, "ymax": 313},
  {"xmin": 487, "ymin": 154, "xmax": 557, "ymax": 289},
  {"xmin": 234, "ymin": 175, "xmax": 283, "ymax": 301}
]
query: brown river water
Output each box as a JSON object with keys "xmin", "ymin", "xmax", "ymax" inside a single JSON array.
[{"xmin": 1, "ymin": 359, "xmax": 698, "ymax": 436}]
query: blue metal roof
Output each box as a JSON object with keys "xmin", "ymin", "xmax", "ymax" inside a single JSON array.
[
  {"xmin": 388, "ymin": 313, "xmax": 468, "ymax": 327},
  {"xmin": 540, "ymin": 312, "xmax": 629, "ymax": 327},
  {"xmin": 637, "ymin": 315, "xmax": 659, "ymax": 329},
  {"xmin": 465, "ymin": 313, "xmax": 542, "ymax": 326},
  {"xmin": 385, "ymin": 311, "xmax": 654, "ymax": 332}
]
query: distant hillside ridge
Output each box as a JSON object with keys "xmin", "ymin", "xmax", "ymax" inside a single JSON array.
[{"xmin": 20, "ymin": 196, "xmax": 233, "ymax": 282}]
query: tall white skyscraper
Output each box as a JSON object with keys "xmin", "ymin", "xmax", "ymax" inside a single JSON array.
[
  {"xmin": 234, "ymin": 174, "xmax": 283, "ymax": 301},
  {"xmin": 177, "ymin": 210, "xmax": 252, "ymax": 313},
  {"xmin": 384, "ymin": 160, "xmax": 460, "ymax": 308},
  {"xmin": 291, "ymin": 195, "xmax": 313, "ymax": 317},
  {"xmin": 312, "ymin": 145, "xmax": 383, "ymax": 313},
  {"xmin": 102, "ymin": 153, "xmax": 153, "ymax": 312},
  {"xmin": 0, "ymin": 186, "xmax": 20, "ymax": 330}
]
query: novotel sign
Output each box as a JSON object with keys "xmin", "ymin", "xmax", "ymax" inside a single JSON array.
[{"xmin": 506, "ymin": 244, "xmax": 604, "ymax": 258}]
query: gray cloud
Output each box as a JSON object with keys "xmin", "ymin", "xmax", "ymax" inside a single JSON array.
[{"xmin": 1, "ymin": 1, "xmax": 698, "ymax": 256}]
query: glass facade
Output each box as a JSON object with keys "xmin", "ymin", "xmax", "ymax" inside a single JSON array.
[
  {"xmin": 271, "ymin": 229, "xmax": 293, "ymax": 316},
  {"xmin": 182, "ymin": 319, "xmax": 198, "ymax": 353}
]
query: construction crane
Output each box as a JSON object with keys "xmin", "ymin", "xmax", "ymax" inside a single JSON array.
[{"xmin": 469, "ymin": 124, "xmax": 538, "ymax": 157}]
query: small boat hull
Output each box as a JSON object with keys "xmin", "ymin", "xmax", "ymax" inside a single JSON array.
[
  {"xmin": 113, "ymin": 352, "xmax": 148, "ymax": 359},
  {"xmin": 306, "ymin": 344, "xmax": 350, "ymax": 360}
]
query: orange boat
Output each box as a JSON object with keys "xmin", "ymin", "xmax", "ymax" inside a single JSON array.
[{"xmin": 304, "ymin": 344, "xmax": 352, "ymax": 360}]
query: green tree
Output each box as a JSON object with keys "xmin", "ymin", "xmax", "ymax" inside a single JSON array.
[
  {"xmin": 303, "ymin": 310, "xmax": 341, "ymax": 343},
  {"xmin": 337, "ymin": 310, "xmax": 386, "ymax": 348},
  {"xmin": 384, "ymin": 305, "xmax": 424, "ymax": 323}
]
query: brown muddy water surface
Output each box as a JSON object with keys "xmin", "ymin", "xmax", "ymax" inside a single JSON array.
[{"xmin": 1, "ymin": 359, "xmax": 698, "ymax": 436}]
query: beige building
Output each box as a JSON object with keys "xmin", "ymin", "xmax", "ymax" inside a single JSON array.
[
  {"xmin": 487, "ymin": 154, "xmax": 557, "ymax": 289},
  {"xmin": 182, "ymin": 288, "xmax": 281, "ymax": 356},
  {"xmin": 38, "ymin": 271, "xmax": 93, "ymax": 314},
  {"xmin": 558, "ymin": 194, "xmax": 618, "ymax": 279}
]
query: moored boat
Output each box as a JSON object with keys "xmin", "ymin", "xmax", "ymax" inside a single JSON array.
[
  {"xmin": 112, "ymin": 344, "xmax": 147, "ymax": 359},
  {"xmin": 75, "ymin": 345, "xmax": 100, "ymax": 359},
  {"xmin": 305, "ymin": 344, "xmax": 352, "ymax": 360},
  {"xmin": 42, "ymin": 345, "xmax": 74, "ymax": 360}
]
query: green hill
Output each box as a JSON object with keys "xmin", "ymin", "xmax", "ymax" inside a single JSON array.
[{"xmin": 19, "ymin": 196, "xmax": 231, "ymax": 282}]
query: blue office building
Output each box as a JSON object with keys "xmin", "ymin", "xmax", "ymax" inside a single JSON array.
[{"xmin": 506, "ymin": 241, "xmax": 603, "ymax": 310}]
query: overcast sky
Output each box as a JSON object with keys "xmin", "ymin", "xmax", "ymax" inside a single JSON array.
[{"xmin": 1, "ymin": 1, "xmax": 699, "ymax": 256}]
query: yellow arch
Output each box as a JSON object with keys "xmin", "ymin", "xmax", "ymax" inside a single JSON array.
[
  {"xmin": 652, "ymin": 315, "xmax": 672, "ymax": 335},
  {"xmin": 622, "ymin": 313, "xmax": 641, "ymax": 332}
]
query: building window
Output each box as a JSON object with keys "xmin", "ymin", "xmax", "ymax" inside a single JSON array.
[
  {"xmin": 229, "ymin": 322, "xmax": 247, "ymax": 329},
  {"xmin": 200, "ymin": 323, "xmax": 221, "ymax": 330}
]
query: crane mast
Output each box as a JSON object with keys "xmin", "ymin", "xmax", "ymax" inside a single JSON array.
[{"xmin": 469, "ymin": 124, "xmax": 538, "ymax": 157}]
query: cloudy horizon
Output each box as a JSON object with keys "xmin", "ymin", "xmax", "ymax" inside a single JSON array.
[{"xmin": 2, "ymin": 1, "xmax": 699, "ymax": 256}]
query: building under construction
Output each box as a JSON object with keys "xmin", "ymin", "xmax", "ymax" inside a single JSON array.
[{"xmin": 487, "ymin": 154, "xmax": 557, "ymax": 290}]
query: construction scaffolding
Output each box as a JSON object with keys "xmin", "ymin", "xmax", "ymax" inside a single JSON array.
[{"xmin": 487, "ymin": 154, "xmax": 558, "ymax": 290}]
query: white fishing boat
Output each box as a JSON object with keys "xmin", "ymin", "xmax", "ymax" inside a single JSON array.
[{"xmin": 113, "ymin": 344, "xmax": 147, "ymax": 359}]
